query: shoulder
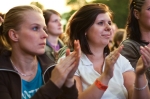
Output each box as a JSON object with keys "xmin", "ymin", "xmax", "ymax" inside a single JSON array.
[
  {"xmin": 115, "ymin": 54, "xmax": 134, "ymax": 72},
  {"xmin": 121, "ymin": 39, "xmax": 141, "ymax": 55},
  {"xmin": 122, "ymin": 39, "xmax": 141, "ymax": 47}
]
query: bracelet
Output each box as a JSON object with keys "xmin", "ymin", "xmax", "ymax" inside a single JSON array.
[
  {"xmin": 134, "ymin": 80, "xmax": 148, "ymax": 91},
  {"xmin": 95, "ymin": 79, "xmax": 108, "ymax": 91}
]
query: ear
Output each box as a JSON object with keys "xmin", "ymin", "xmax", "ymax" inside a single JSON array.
[
  {"xmin": 133, "ymin": 9, "xmax": 140, "ymax": 19},
  {"xmin": 8, "ymin": 29, "xmax": 19, "ymax": 42}
]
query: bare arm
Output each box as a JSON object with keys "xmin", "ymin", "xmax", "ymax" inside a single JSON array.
[
  {"xmin": 123, "ymin": 71, "xmax": 135, "ymax": 99},
  {"xmin": 132, "ymin": 45, "xmax": 150, "ymax": 99},
  {"xmin": 74, "ymin": 46, "xmax": 124, "ymax": 99},
  {"xmin": 74, "ymin": 74, "xmax": 111, "ymax": 99}
]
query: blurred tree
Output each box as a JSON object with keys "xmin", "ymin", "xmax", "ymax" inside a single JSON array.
[
  {"xmin": 62, "ymin": 0, "xmax": 88, "ymax": 30},
  {"xmin": 91, "ymin": 0, "xmax": 129, "ymax": 28},
  {"xmin": 62, "ymin": 0, "xmax": 130, "ymax": 29},
  {"xmin": 66, "ymin": 0, "xmax": 87, "ymax": 10},
  {"xmin": 30, "ymin": 2, "xmax": 44, "ymax": 10}
]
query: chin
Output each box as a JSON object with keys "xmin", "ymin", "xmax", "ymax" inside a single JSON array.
[{"xmin": 36, "ymin": 50, "xmax": 45, "ymax": 55}]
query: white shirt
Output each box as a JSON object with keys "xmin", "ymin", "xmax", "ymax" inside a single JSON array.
[{"xmin": 75, "ymin": 53, "xmax": 134, "ymax": 99}]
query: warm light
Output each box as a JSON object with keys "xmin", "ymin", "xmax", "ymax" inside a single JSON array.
[{"xmin": 0, "ymin": 0, "xmax": 70, "ymax": 14}]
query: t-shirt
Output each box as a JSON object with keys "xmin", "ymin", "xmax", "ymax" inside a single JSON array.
[
  {"xmin": 75, "ymin": 53, "xmax": 134, "ymax": 99},
  {"xmin": 22, "ymin": 62, "xmax": 43, "ymax": 99}
]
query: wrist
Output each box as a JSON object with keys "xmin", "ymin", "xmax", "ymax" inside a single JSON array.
[
  {"xmin": 101, "ymin": 73, "xmax": 112, "ymax": 81},
  {"xmin": 95, "ymin": 79, "xmax": 108, "ymax": 91},
  {"xmin": 135, "ymin": 73, "xmax": 146, "ymax": 79},
  {"xmin": 65, "ymin": 78, "xmax": 74, "ymax": 88}
]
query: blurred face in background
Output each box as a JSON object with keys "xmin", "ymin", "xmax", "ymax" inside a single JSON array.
[{"xmin": 46, "ymin": 14, "xmax": 63, "ymax": 36}]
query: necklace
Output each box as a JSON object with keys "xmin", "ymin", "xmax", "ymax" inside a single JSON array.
[{"xmin": 10, "ymin": 59, "xmax": 33, "ymax": 76}]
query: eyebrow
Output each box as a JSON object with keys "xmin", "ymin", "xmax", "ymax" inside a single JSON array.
[{"xmin": 30, "ymin": 23, "xmax": 46, "ymax": 27}]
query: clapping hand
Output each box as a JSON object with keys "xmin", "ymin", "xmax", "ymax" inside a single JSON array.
[
  {"xmin": 50, "ymin": 40, "xmax": 81, "ymax": 88},
  {"xmin": 136, "ymin": 45, "xmax": 150, "ymax": 76},
  {"xmin": 104, "ymin": 45, "xmax": 123, "ymax": 79}
]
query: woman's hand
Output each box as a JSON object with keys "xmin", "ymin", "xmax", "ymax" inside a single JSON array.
[
  {"xmin": 103, "ymin": 45, "xmax": 123, "ymax": 79},
  {"xmin": 50, "ymin": 40, "xmax": 81, "ymax": 88},
  {"xmin": 65, "ymin": 40, "xmax": 81, "ymax": 87},
  {"xmin": 136, "ymin": 45, "xmax": 150, "ymax": 76}
]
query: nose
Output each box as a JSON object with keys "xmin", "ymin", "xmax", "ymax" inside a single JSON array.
[
  {"xmin": 58, "ymin": 21, "xmax": 62, "ymax": 26},
  {"xmin": 105, "ymin": 23, "xmax": 111, "ymax": 31},
  {"xmin": 41, "ymin": 30, "xmax": 48, "ymax": 39}
]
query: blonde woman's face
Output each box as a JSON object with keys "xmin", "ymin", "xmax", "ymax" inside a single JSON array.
[{"xmin": 15, "ymin": 11, "xmax": 48, "ymax": 55}]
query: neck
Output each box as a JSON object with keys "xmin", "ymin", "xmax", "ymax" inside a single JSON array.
[
  {"xmin": 10, "ymin": 51, "xmax": 38, "ymax": 73},
  {"xmin": 140, "ymin": 27, "xmax": 150, "ymax": 42},
  {"xmin": 47, "ymin": 35, "xmax": 59, "ymax": 46}
]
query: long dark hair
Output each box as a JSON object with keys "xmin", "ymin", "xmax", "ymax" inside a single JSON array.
[
  {"xmin": 126, "ymin": 0, "xmax": 145, "ymax": 43},
  {"xmin": 65, "ymin": 3, "xmax": 113, "ymax": 55}
]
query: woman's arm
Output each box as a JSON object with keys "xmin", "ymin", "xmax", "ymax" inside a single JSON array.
[
  {"xmin": 132, "ymin": 46, "xmax": 150, "ymax": 99},
  {"xmin": 130, "ymin": 46, "xmax": 150, "ymax": 99},
  {"xmin": 123, "ymin": 71, "xmax": 135, "ymax": 99},
  {"xmin": 74, "ymin": 74, "xmax": 111, "ymax": 99},
  {"xmin": 74, "ymin": 46, "xmax": 124, "ymax": 99}
]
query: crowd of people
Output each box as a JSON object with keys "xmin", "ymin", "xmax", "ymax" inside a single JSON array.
[{"xmin": 0, "ymin": 0, "xmax": 150, "ymax": 99}]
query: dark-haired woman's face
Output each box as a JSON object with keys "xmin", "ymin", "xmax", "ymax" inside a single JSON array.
[
  {"xmin": 137, "ymin": 0, "xmax": 150, "ymax": 30},
  {"xmin": 86, "ymin": 13, "xmax": 112, "ymax": 47}
]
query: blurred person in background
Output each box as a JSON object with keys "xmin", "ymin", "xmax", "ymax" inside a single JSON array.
[
  {"xmin": 43, "ymin": 9, "xmax": 67, "ymax": 63},
  {"xmin": 108, "ymin": 22, "xmax": 118, "ymax": 49},
  {"xmin": 111, "ymin": 29, "xmax": 126, "ymax": 51}
]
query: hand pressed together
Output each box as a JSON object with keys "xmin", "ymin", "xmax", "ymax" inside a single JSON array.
[
  {"xmin": 136, "ymin": 45, "xmax": 150, "ymax": 76},
  {"xmin": 50, "ymin": 40, "xmax": 81, "ymax": 88},
  {"xmin": 103, "ymin": 45, "xmax": 123, "ymax": 79}
]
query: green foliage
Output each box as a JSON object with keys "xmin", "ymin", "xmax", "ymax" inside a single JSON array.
[
  {"xmin": 91, "ymin": 0, "xmax": 130, "ymax": 28},
  {"xmin": 30, "ymin": 2, "xmax": 44, "ymax": 10},
  {"xmin": 62, "ymin": 0, "xmax": 130, "ymax": 28}
]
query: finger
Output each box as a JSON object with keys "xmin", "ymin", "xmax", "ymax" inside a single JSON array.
[
  {"xmin": 111, "ymin": 45, "xmax": 123, "ymax": 57},
  {"xmin": 140, "ymin": 46, "xmax": 149, "ymax": 56},
  {"xmin": 65, "ymin": 62, "xmax": 76, "ymax": 74},
  {"xmin": 58, "ymin": 52, "xmax": 76, "ymax": 70},
  {"xmin": 66, "ymin": 49, "xmax": 70, "ymax": 56},
  {"xmin": 140, "ymin": 47, "xmax": 150, "ymax": 63},
  {"xmin": 75, "ymin": 40, "xmax": 81, "ymax": 58},
  {"xmin": 144, "ymin": 46, "xmax": 150, "ymax": 54},
  {"xmin": 141, "ymin": 55, "xmax": 149, "ymax": 69}
]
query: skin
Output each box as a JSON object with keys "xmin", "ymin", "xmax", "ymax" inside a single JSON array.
[
  {"xmin": 134, "ymin": 0, "xmax": 150, "ymax": 42},
  {"xmin": 132, "ymin": 0, "xmax": 150, "ymax": 98},
  {"xmin": 9, "ymin": 10, "xmax": 81, "ymax": 88},
  {"xmin": 74, "ymin": 13, "xmax": 135, "ymax": 99},
  {"xmin": 46, "ymin": 14, "xmax": 63, "ymax": 46},
  {"xmin": 10, "ymin": 11, "xmax": 48, "ymax": 81},
  {"xmin": 47, "ymin": 14, "xmax": 63, "ymax": 36}
]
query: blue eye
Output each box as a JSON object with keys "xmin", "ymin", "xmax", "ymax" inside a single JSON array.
[{"xmin": 32, "ymin": 26, "xmax": 38, "ymax": 31}]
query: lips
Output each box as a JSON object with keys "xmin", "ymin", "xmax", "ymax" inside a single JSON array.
[
  {"xmin": 101, "ymin": 34, "xmax": 111, "ymax": 39},
  {"xmin": 39, "ymin": 43, "xmax": 46, "ymax": 46}
]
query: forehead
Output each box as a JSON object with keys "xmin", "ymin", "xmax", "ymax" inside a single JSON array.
[
  {"xmin": 50, "ymin": 14, "xmax": 61, "ymax": 19},
  {"xmin": 95, "ymin": 13, "xmax": 111, "ymax": 21},
  {"xmin": 142, "ymin": 0, "xmax": 150, "ymax": 8},
  {"xmin": 21, "ymin": 10, "xmax": 45, "ymax": 26}
]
